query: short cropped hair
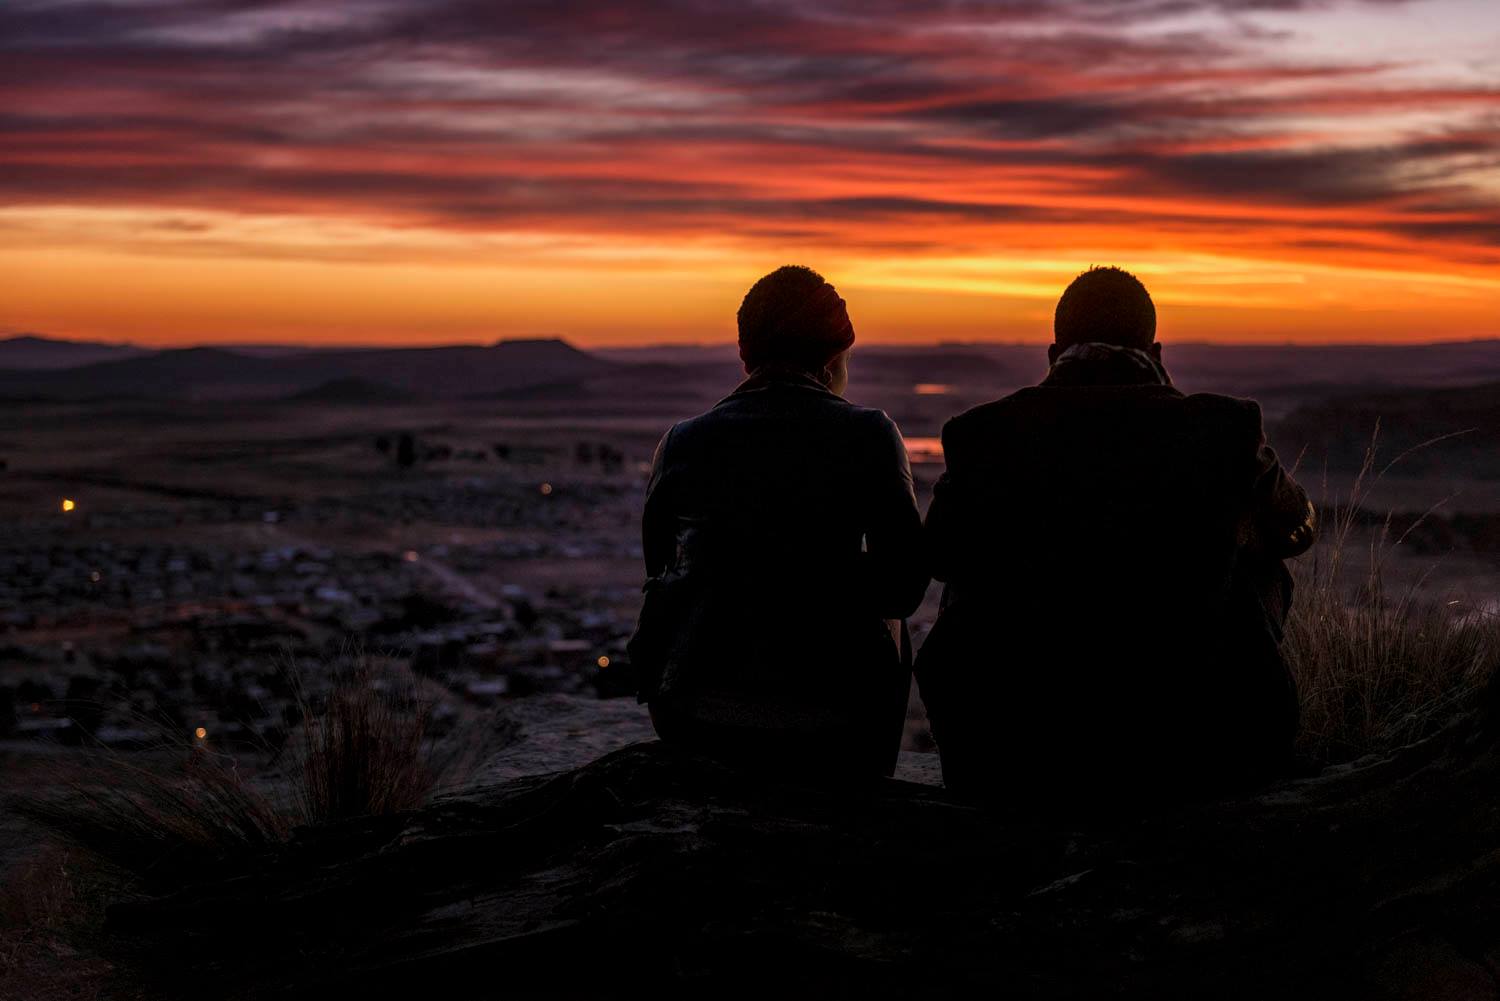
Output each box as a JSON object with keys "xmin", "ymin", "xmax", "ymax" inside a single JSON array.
[{"xmin": 1053, "ymin": 266, "xmax": 1156, "ymax": 349}]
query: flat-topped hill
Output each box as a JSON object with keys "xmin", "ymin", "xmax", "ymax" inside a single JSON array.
[{"xmin": 0, "ymin": 337, "xmax": 611, "ymax": 401}]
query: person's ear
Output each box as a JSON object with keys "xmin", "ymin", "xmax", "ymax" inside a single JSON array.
[
  {"xmin": 1047, "ymin": 344, "xmax": 1061, "ymax": 365},
  {"xmin": 823, "ymin": 349, "xmax": 851, "ymax": 394},
  {"xmin": 1149, "ymin": 343, "xmax": 1163, "ymax": 361}
]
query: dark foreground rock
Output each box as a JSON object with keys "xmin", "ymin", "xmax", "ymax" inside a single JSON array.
[{"xmin": 112, "ymin": 691, "xmax": 1500, "ymax": 1000}]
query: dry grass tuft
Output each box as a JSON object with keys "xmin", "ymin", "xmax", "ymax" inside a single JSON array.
[
  {"xmin": 1286, "ymin": 429, "xmax": 1500, "ymax": 765},
  {"xmin": 14, "ymin": 750, "xmax": 291, "ymax": 887},
  {"xmin": 15, "ymin": 657, "xmax": 442, "ymax": 889},
  {"xmin": 3, "ymin": 657, "xmax": 448, "ymax": 995},
  {"xmin": 288, "ymin": 658, "xmax": 434, "ymax": 825}
]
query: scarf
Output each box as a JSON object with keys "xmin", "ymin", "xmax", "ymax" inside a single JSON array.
[
  {"xmin": 1043, "ymin": 341, "xmax": 1172, "ymax": 388},
  {"xmin": 735, "ymin": 362, "xmax": 839, "ymax": 396}
]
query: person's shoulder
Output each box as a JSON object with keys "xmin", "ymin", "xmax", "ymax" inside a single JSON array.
[
  {"xmin": 1177, "ymin": 392, "xmax": 1268, "ymax": 453},
  {"xmin": 940, "ymin": 389, "xmax": 1037, "ymax": 448},
  {"xmin": 1179, "ymin": 391, "xmax": 1265, "ymax": 429},
  {"xmin": 661, "ymin": 412, "xmax": 697, "ymax": 437},
  {"xmin": 656, "ymin": 408, "xmax": 714, "ymax": 452},
  {"xmin": 844, "ymin": 398, "xmax": 897, "ymax": 427},
  {"xmin": 839, "ymin": 401, "xmax": 906, "ymax": 450}
]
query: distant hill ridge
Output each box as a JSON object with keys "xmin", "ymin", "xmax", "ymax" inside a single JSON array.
[
  {"xmin": 0, "ymin": 336, "xmax": 611, "ymax": 401},
  {"xmin": 1274, "ymin": 378, "xmax": 1500, "ymax": 477},
  {"xmin": 7, "ymin": 334, "xmax": 1500, "ymax": 412},
  {"xmin": 0, "ymin": 333, "xmax": 144, "ymax": 370}
]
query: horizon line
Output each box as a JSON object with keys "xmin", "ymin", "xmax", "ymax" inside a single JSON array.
[{"xmin": 8, "ymin": 331, "xmax": 1500, "ymax": 353}]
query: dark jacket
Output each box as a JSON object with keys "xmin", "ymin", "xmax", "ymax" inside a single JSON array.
[
  {"xmin": 916, "ymin": 378, "xmax": 1315, "ymax": 797},
  {"xmin": 628, "ymin": 368, "xmax": 927, "ymax": 743}
]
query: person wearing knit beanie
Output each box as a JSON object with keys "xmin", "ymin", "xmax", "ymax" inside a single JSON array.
[
  {"xmin": 628, "ymin": 265, "xmax": 926, "ymax": 779},
  {"xmin": 737, "ymin": 265, "xmax": 856, "ymax": 392}
]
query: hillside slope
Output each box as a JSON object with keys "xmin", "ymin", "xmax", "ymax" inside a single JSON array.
[
  {"xmin": 107, "ymin": 690, "xmax": 1500, "ymax": 1000},
  {"xmin": 1275, "ymin": 380, "xmax": 1500, "ymax": 477}
]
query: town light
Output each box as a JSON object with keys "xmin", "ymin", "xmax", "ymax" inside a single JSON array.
[
  {"xmin": 597, "ymin": 655, "xmax": 610, "ymax": 668},
  {"xmin": 61, "ymin": 498, "xmax": 75, "ymax": 512},
  {"xmin": 194, "ymin": 726, "xmax": 207, "ymax": 740}
]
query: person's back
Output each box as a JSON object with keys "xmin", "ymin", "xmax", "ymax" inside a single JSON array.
[
  {"xmin": 917, "ymin": 268, "xmax": 1315, "ymax": 804},
  {"xmin": 630, "ymin": 266, "xmax": 927, "ymax": 778}
]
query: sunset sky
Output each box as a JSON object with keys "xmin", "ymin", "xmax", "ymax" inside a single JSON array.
[{"xmin": 3, "ymin": 0, "xmax": 1498, "ymax": 347}]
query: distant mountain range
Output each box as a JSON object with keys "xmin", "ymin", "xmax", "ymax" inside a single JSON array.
[
  {"xmin": 0, "ymin": 336, "xmax": 610, "ymax": 401},
  {"xmin": 6, "ymin": 337, "xmax": 1500, "ymax": 465}
]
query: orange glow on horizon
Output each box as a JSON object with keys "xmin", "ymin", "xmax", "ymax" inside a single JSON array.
[{"xmin": 4, "ymin": 215, "xmax": 1496, "ymax": 348}]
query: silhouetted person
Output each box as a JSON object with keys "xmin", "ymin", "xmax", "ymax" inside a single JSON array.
[
  {"xmin": 628, "ymin": 266, "xmax": 927, "ymax": 778},
  {"xmin": 917, "ymin": 266, "xmax": 1315, "ymax": 805}
]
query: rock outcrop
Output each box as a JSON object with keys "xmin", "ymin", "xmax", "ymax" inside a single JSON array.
[{"xmin": 111, "ymin": 691, "xmax": 1500, "ymax": 1000}]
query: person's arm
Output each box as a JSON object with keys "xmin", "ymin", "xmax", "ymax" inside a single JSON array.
[
  {"xmin": 863, "ymin": 413, "xmax": 928, "ymax": 619},
  {"xmin": 641, "ymin": 425, "xmax": 677, "ymax": 579},
  {"xmin": 1246, "ymin": 410, "xmax": 1316, "ymax": 560},
  {"xmin": 922, "ymin": 417, "xmax": 965, "ymax": 584}
]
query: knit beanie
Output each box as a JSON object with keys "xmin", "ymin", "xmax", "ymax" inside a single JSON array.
[{"xmin": 737, "ymin": 266, "xmax": 855, "ymax": 371}]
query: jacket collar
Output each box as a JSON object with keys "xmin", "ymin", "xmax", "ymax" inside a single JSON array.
[
  {"xmin": 1041, "ymin": 342, "xmax": 1173, "ymax": 389},
  {"xmin": 723, "ymin": 364, "xmax": 844, "ymax": 402}
]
